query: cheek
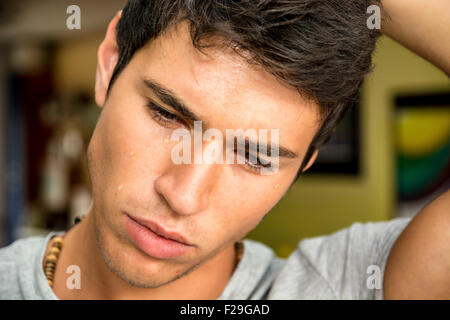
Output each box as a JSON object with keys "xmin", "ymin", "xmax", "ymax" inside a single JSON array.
[
  {"xmin": 88, "ymin": 98, "xmax": 175, "ymax": 209},
  {"xmin": 211, "ymin": 174, "xmax": 291, "ymax": 240}
]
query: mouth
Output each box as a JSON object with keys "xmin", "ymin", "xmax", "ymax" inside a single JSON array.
[{"xmin": 123, "ymin": 213, "xmax": 194, "ymax": 259}]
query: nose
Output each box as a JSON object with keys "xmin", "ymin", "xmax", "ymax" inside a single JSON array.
[{"xmin": 154, "ymin": 143, "xmax": 222, "ymax": 216}]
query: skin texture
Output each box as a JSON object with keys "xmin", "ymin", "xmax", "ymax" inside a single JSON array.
[{"xmin": 49, "ymin": 13, "xmax": 320, "ymax": 299}]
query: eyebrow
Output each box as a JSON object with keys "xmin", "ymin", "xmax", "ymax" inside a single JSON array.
[
  {"xmin": 143, "ymin": 78, "xmax": 202, "ymax": 124},
  {"xmin": 241, "ymin": 137, "xmax": 298, "ymax": 159},
  {"xmin": 142, "ymin": 77, "xmax": 299, "ymax": 159}
]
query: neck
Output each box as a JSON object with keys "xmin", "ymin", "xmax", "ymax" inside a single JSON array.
[{"xmin": 50, "ymin": 209, "xmax": 237, "ymax": 299}]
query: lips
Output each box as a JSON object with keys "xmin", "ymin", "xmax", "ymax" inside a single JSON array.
[
  {"xmin": 129, "ymin": 215, "xmax": 192, "ymax": 246},
  {"xmin": 123, "ymin": 213, "xmax": 194, "ymax": 259}
]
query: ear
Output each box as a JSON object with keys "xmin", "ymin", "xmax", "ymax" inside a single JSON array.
[
  {"xmin": 95, "ymin": 11, "xmax": 122, "ymax": 107},
  {"xmin": 302, "ymin": 149, "xmax": 319, "ymax": 172}
]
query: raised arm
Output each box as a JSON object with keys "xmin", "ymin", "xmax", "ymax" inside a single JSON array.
[
  {"xmin": 383, "ymin": 189, "xmax": 450, "ymax": 299},
  {"xmin": 381, "ymin": 0, "xmax": 450, "ymax": 76}
]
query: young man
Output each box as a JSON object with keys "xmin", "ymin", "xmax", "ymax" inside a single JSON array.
[{"xmin": 0, "ymin": 0, "xmax": 449, "ymax": 300}]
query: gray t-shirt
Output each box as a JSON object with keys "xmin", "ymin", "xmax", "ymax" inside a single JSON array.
[{"xmin": 0, "ymin": 217, "xmax": 411, "ymax": 299}]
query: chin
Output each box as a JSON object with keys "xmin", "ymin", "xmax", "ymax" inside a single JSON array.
[{"xmin": 93, "ymin": 215, "xmax": 197, "ymax": 289}]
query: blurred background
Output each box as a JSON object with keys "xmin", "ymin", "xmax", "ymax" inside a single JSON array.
[{"xmin": 0, "ymin": 0, "xmax": 448, "ymax": 257}]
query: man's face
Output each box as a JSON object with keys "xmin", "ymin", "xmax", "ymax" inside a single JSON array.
[{"xmin": 87, "ymin": 22, "xmax": 320, "ymax": 288}]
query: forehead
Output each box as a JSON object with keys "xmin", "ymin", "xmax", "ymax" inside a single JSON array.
[{"xmin": 130, "ymin": 21, "xmax": 320, "ymax": 156}]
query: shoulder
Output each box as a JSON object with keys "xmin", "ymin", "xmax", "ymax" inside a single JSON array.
[
  {"xmin": 0, "ymin": 236, "xmax": 46, "ymax": 261},
  {"xmin": 267, "ymin": 217, "xmax": 412, "ymax": 299},
  {"xmin": 220, "ymin": 239, "xmax": 285, "ymax": 299},
  {"xmin": 0, "ymin": 236, "xmax": 45, "ymax": 277},
  {"xmin": 0, "ymin": 234, "xmax": 53, "ymax": 299},
  {"xmin": 384, "ymin": 189, "xmax": 450, "ymax": 299}
]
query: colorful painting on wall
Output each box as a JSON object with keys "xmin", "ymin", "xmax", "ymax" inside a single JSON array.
[{"xmin": 394, "ymin": 91, "xmax": 450, "ymax": 217}]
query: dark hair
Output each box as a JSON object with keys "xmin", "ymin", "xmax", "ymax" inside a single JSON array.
[{"xmin": 109, "ymin": 0, "xmax": 381, "ymax": 182}]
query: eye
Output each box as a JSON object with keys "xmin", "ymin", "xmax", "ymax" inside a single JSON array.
[
  {"xmin": 146, "ymin": 101, "xmax": 184, "ymax": 127},
  {"xmin": 237, "ymin": 149, "xmax": 273, "ymax": 174}
]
